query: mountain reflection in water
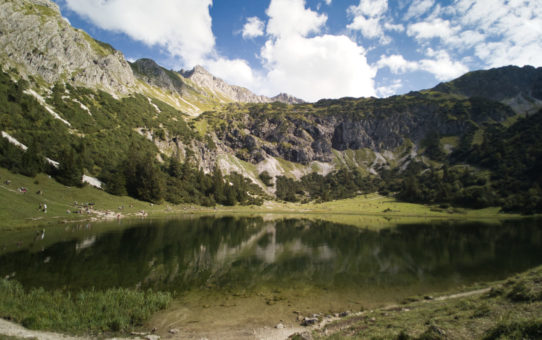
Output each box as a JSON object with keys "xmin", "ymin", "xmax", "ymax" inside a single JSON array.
[{"xmin": 1, "ymin": 216, "xmax": 541, "ymax": 294}]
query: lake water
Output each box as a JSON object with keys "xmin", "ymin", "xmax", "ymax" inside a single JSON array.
[{"xmin": 1, "ymin": 216, "xmax": 542, "ymax": 336}]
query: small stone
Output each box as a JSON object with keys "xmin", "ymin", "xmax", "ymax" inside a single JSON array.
[
  {"xmin": 370, "ymin": 317, "xmax": 376, "ymax": 322},
  {"xmin": 275, "ymin": 323, "xmax": 285, "ymax": 329},
  {"xmin": 145, "ymin": 335, "xmax": 160, "ymax": 340},
  {"xmin": 424, "ymin": 295, "xmax": 433, "ymax": 300},
  {"xmin": 339, "ymin": 311, "xmax": 350, "ymax": 317},
  {"xmin": 301, "ymin": 317, "xmax": 318, "ymax": 326},
  {"xmin": 168, "ymin": 328, "xmax": 180, "ymax": 334}
]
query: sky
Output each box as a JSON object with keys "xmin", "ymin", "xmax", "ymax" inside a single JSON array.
[{"xmin": 52, "ymin": 0, "xmax": 542, "ymax": 102}]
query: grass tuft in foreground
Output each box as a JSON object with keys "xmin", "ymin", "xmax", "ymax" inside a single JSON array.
[{"xmin": 0, "ymin": 279, "xmax": 171, "ymax": 335}]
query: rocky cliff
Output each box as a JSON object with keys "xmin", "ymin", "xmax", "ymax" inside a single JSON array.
[{"xmin": 0, "ymin": 0, "xmax": 136, "ymax": 94}]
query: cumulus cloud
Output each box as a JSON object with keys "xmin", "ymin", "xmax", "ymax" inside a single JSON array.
[
  {"xmin": 206, "ymin": 57, "xmax": 260, "ymax": 91},
  {"xmin": 260, "ymin": 0, "xmax": 376, "ymax": 101},
  {"xmin": 63, "ymin": 0, "xmax": 214, "ymax": 66},
  {"xmin": 261, "ymin": 34, "xmax": 376, "ymax": 101},
  {"xmin": 347, "ymin": 0, "xmax": 389, "ymax": 41},
  {"xmin": 377, "ymin": 55, "xmax": 418, "ymax": 74},
  {"xmin": 242, "ymin": 17, "xmax": 265, "ymax": 39},
  {"xmin": 266, "ymin": 0, "xmax": 327, "ymax": 38},
  {"xmin": 419, "ymin": 49, "xmax": 469, "ymax": 80}
]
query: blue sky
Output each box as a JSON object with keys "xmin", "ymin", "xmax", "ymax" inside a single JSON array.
[{"xmin": 52, "ymin": 0, "xmax": 542, "ymax": 102}]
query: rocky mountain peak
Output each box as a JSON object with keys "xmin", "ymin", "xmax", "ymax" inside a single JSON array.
[
  {"xmin": 271, "ymin": 93, "xmax": 305, "ymax": 104},
  {"xmin": 0, "ymin": 0, "xmax": 136, "ymax": 93}
]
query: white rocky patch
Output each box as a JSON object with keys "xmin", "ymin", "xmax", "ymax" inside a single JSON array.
[
  {"xmin": 72, "ymin": 99, "xmax": 92, "ymax": 115},
  {"xmin": 24, "ymin": 89, "xmax": 71, "ymax": 126},
  {"xmin": 178, "ymin": 97, "xmax": 201, "ymax": 114},
  {"xmin": 310, "ymin": 161, "xmax": 335, "ymax": 176},
  {"xmin": 46, "ymin": 158, "xmax": 59, "ymax": 168},
  {"xmin": 2, "ymin": 131, "xmax": 59, "ymax": 168},
  {"xmin": 256, "ymin": 157, "xmax": 285, "ymax": 179},
  {"xmin": 82, "ymin": 175, "xmax": 103, "ymax": 189},
  {"xmin": 1, "ymin": 131, "xmax": 27, "ymax": 151},
  {"xmin": 147, "ymin": 97, "xmax": 161, "ymax": 113}
]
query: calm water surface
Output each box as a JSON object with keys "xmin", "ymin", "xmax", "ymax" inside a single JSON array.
[{"xmin": 1, "ymin": 216, "xmax": 541, "ymax": 334}]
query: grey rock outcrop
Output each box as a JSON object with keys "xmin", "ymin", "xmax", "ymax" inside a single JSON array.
[
  {"xmin": 131, "ymin": 58, "xmax": 191, "ymax": 96},
  {"xmin": 272, "ymin": 93, "xmax": 305, "ymax": 104},
  {"xmin": 0, "ymin": 0, "xmax": 136, "ymax": 93},
  {"xmin": 180, "ymin": 65, "xmax": 271, "ymax": 103}
]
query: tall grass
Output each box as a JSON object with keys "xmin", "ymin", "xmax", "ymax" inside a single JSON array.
[{"xmin": 0, "ymin": 279, "xmax": 171, "ymax": 335}]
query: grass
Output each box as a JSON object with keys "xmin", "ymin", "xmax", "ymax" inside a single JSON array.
[
  {"xmin": 316, "ymin": 265, "xmax": 542, "ymax": 339},
  {"xmin": 0, "ymin": 167, "xmax": 522, "ymax": 231},
  {"xmin": 0, "ymin": 279, "xmax": 171, "ymax": 336},
  {"xmin": 0, "ymin": 167, "xmax": 157, "ymax": 229}
]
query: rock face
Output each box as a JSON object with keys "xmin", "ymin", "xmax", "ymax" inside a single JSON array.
[
  {"xmin": 131, "ymin": 58, "xmax": 192, "ymax": 96},
  {"xmin": 210, "ymin": 93, "xmax": 515, "ymax": 165},
  {"xmin": 180, "ymin": 65, "xmax": 304, "ymax": 105},
  {"xmin": 180, "ymin": 65, "xmax": 271, "ymax": 103},
  {"xmin": 272, "ymin": 93, "xmax": 305, "ymax": 104},
  {"xmin": 0, "ymin": 0, "xmax": 136, "ymax": 93}
]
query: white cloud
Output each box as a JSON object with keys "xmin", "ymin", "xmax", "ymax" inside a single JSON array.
[
  {"xmin": 324, "ymin": 0, "xmax": 332, "ymax": 5},
  {"xmin": 242, "ymin": 17, "xmax": 265, "ymax": 39},
  {"xmin": 350, "ymin": 0, "xmax": 387, "ymax": 17},
  {"xmin": 64, "ymin": 0, "xmax": 214, "ymax": 66},
  {"xmin": 419, "ymin": 49, "xmax": 469, "ymax": 80},
  {"xmin": 266, "ymin": 0, "xmax": 327, "ymax": 38},
  {"xmin": 377, "ymin": 79, "xmax": 402, "ymax": 98},
  {"xmin": 205, "ymin": 58, "xmax": 259, "ymax": 91},
  {"xmin": 347, "ymin": 0, "xmax": 389, "ymax": 41},
  {"xmin": 377, "ymin": 54, "xmax": 419, "ymax": 74},
  {"xmin": 404, "ymin": 0, "xmax": 434, "ymax": 20},
  {"xmin": 377, "ymin": 50, "xmax": 468, "ymax": 82},
  {"xmin": 259, "ymin": 0, "xmax": 376, "ymax": 101},
  {"xmin": 261, "ymin": 34, "xmax": 376, "ymax": 101},
  {"xmin": 407, "ymin": 18, "xmax": 458, "ymax": 41},
  {"xmin": 348, "ymin": 16, "xmax": 384, "ymax": 39},
  {"xmin": 408, "ymin": 0, "xmax": 542, "ymax": 68},
  {"xmin": 384, "ymin": 22, "xmax": 404, "ymax": 32}
]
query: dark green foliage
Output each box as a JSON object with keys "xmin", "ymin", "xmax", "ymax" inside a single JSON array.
[
  {"xmin": 53, "ymin": 147, "xmax": 83, "ymax": 187},
  {"xmin": 452, "ymin": 109, "xmax": 542, "ymax": 213},
  {"xmin": 259, "ymin": 171, "xmax": 273, "ymax": 187},
  {"xmin": 275, "ymin": 169, "xmax": 378, "ymax": 202},
  {"xmin": 421, "ymin": 131, "xmax": 446, "ymax": 161},
  {"xmin": 0, "ymin": 279, "xmax": 171, "ymax": 335},
  {"xmin": 482, "ymin": 320, "xmax": 542, "ymax": 340}
]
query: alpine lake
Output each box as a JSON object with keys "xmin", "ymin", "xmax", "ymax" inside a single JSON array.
[{"xmin": 1, "ymin": 215, "xmax": 542, "ymax": 338}]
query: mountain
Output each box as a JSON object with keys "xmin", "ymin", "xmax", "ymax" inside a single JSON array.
[
  {"xmin": 0, "ymin": 0, "xmax": 541, "ymax": 213},
  {"xmin": 0, "ymin": 0, "xmax": 301, "ymax": 117},
  {"xmin": 432, "ymin": 65, "xmax": 542, "ymax": 114},
  {"xmin": 0, "ymin": 0, "xmax": 136, "ymax": 94}
]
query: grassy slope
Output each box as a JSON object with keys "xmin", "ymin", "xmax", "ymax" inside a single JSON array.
[
  {"xmin": 0, "ymin": 167, "xmax": 520, "ymax": 231},
  {"xmin": 316, "ymin": 265, "xmax": 542, "ymax": 340}
]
